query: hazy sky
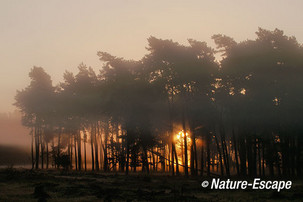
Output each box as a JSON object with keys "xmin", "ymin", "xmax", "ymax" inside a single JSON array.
[{"xmin": 1, "ymin": 0, "xmax": 303, "ymax": 113}]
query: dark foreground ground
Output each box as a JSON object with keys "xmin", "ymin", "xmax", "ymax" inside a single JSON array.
[{"xmin": 0, "ymin": 168, "xmax": 303, "ymax": 201}]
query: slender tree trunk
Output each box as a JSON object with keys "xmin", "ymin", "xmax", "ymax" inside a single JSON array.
[
  {"xmin": 190, "ymin": 130, "xmax": 195, "ymax": 176},
  {"xmin": 77, "ymin": 131, "xmax": 82, "ymax": 171},
  {"xmin": 56, "ymin": 128, "xmax": 61, "ymax": 169},
  {"xmin": 161, "ymin": 142, "xmax": 165, "ymax": 172},
  {"xmin": 220, "ymin": 125, "xmax": 230, "ymax": 176},
  {"xmin": 84, "ymin": 137, "xmax": 87, "ymax": 171},
  {"xmin": 41, "ymin": 137, "xmax": 44, "ymax": 169},
  {"xmin": 68, "ymin": 135, "xmax": 71, "ymax": 166},
  {"xmin": 206, "ymin": 133, "xmax": 211, "ymax": 177},
  {"xmin": 70, "ymin": 135, "xmax": 73, "ymax": 170},
  {"xmin": 126, "ymin": 137, "xmax": 130, "ymax": 175},
  {"xmin": 247, "ymin": 135, "xmax": 257, "ymax": 177},
  {"xmin": 262, "ymin": 141, "xmax": 265, "ymax": 176},
  {"xmin": 97, "ymin": 123, "xmax": 104, "ymax": 170},
  {"xmin": 143, "ymin": 147, "xmax": 149, "ymax": 173},
  {"xmin": 214, "ymin": 133, "xmax": 224, "ymax": 176},
  {"xmin": 152, "ymin": 150, "xmax": 157, "ymax": 171},
  {"xmin": 194, "ymin": 135, "xmax": 198, "ymax": 175},
  {"xmin": 133, "ymin": 146, "xmax": 137, "ymax": 172},
  {"xmin": 110, "ymin": 126, "xmax": 115, "ymax": 171},
  {"xmin": 52, "ymin": 139, "xmax": 55, "ymax": 169},
  {"xmin": 74, "ymin": 136, "xmax": 78, "ymax": 170},
  {"xmin": 168, "ymin": 144, "xmax": 171, "ymax": 173},
  {"xmin": 252, "ymin": 136, "xmax": 257, "ymax": 177},
  {"xmin": 239, "ymin": 134, "xmax": 247, "ymax": 176},
  {"xmin": 103, "ymin": 122, "xmax": 109, "ymax": 171},
  {"xmin": 258, "ymin": 138, "xmax": 261, "ymax": 176},
  {"xmin": 200, "ymin": 141, "xmax": 204, "ymax": 176},
  {"xmin": 94, "ymin": 123, "xmax": 99, "ymax": 171},
  {"xmin": 58, "ymin": 128, "xmax": 61, "ymax": 155},
  {"xmin": 46, "ymin": 143, "xmax": 49, "ymax": 169},
  {"xmin": 171, "ymin": 143, "xmax": 174, "ymax": 175},
  {"xmin": 267, "ymin": 137, "xmax": 274, "ymax": 177},
  {"xmin": 232, "ymin": 128, "xmax": 239, "ymax": 175},
  {"xmin": 168, "ymin": 87, "xmax": 175, "ymax": 175},
  {"xmin": 247, "ymin": 136, "xmax": 252, "ymax": 177},
  {"xmin": 182, "ymin": 111, "xmax": 188, "ymax": 177},
  {"xmin": 91, "ymin": 127, "xmax": 95, "ymax": 171},
  {"xmin": 35, "ymin": 126, "xmax": 39, "ymax": 169},
  {"xmin": 31, "ymin": 128, "xmax": 34, "ymax": 169},
  {"xmin": 173, "ymin": 144, "xmax": 179, "ymax": 174}
]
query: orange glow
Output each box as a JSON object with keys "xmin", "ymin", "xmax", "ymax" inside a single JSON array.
[
  {"xmin": 175, "ymin": 130, "xmax": 191, "ymax": 143},
  {"xmin": 175, "ymin": 130, "xmax": 192, "ymax": 167}
]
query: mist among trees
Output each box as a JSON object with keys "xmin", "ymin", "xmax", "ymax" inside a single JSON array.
[{"xmin": 15, "ymin": 28, "xmax": 303, "ymax": 177}]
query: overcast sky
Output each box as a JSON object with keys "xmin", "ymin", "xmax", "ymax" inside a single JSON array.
[{"xmin": 1, "ymin": 0, "xmax": 303, "ymax": 113}]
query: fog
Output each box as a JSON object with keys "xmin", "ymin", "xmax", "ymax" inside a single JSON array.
[
  {"xmin": 1, "ymin": 0, "xmax": 303, "ymax": 113},
  {"xmin": 1, "ymin": 0, "xmax": 303, "ymax": 177},
  {"xmin": 0, "ymin": 111, "xmax": 30, "ymax": 147}
]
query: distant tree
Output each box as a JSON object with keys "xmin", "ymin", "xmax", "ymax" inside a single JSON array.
[{"xmin": 15, "ymin": 66, "xmax": 55, "ymax": 169}]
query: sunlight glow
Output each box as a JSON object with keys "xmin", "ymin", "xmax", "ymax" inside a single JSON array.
[
  {"xmin": 175, "ymin": 130, "xmax": 192, "ymax": 167},
  {"xmin": 175, "ymin": 130, "xmax": 191, "ymax": 142}
]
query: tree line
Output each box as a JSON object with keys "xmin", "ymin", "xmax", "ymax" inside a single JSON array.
[{"xmin": 15, "ymin": 28, "xmax": 303, "ymax": 177}]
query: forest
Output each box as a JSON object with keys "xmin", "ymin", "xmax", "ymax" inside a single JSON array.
[{"xmin": 14, "ymin": 28, "xmax": 303, "ymax": 178}]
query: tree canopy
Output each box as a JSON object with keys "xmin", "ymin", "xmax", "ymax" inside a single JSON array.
[{"xmin": 15, "ymin": 28, "xmax": 303, "ymax": 177}]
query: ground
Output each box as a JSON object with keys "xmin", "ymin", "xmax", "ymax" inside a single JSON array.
[{"xmin": 0, "ymin": 168, "xmax": 302, "ymax": 201}]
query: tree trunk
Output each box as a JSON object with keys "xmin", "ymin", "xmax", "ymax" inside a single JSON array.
[
  {"xmin": 103, "ymin": 122, "xmax": 109, "ymax": 171},
  {"xmin": 173, "ymin": 143, "xmax": 179, "ymax": 174},
  {"xmin": 126, "ymin": 137, "xmax": 130, "ymax": 175},
  {"xmin": 190, "ymin": 129, "xmax": 195, "ymax": 176},
  {"xmin": 171, "ymin": 143, "xmax": 174, "ymax": 175},
  {"xmin": 232, "ymin": 128, "xmax": 239, "ymax": 175},
  {"xmin": 46, "ymin": 143, "xmax": 49, "ymax": 169},
  {"xmin": 239, "ymin": 134, "xmax": 247, "ymax": 176},
  {"xmin": 91, "ymin": 127, "xmax": 95, "ymax": 171},
  {"xmin": 220, "ymin": 125, "xmax": 230, "ymax": 176},
  {"xmin": 214, "ymin": 133, "xmax": 224, "ymax": 176},
  {"xmin": 57, "ymin": 128, "xmax": 61, "ymax": 156},
  {"xmin": 252, "ymin": 136, "xmax": 257, "ymax": 176},
  {"xmin": 194, "ymin": 135, "xmax": 198, "ymax": 175},
  {"xmin": 258, "ymin": 138, "xmax": 261, "ymax": 176},
  {"xmin": 31, "ymin": 128, "xmax": 34, "ymax": 169},
  {"xmin": 70, "ymin": 135, "xmax": 73, "ymax": 170},
  {"xmin": 206, "ymin": 133, "xmax": 211, "ymax": 177},
  {"xmin": 41, "ymin": 137, "xmax": 44, "ymax": 169},
  {"xmin": 182, "ymin": 111, "xmax": 188, "ymax": 177},
  {"xmin": 74, "ymin": 136, "xmax": 77, "ymax": 170},
  {"xmin": 143, "ymin": 147, "xmax": 149, "ymax": 173},
  {"xmin": 84, "ymin": 137, "xmax": 87, "ymax": 171},
  {"xmin": 35, "ymin": 126, "xmax": 39, "ymax": 169},
  {"xmin": 98, "ymin": 123, "xmax": 104, "ymax": 170},
  {"xmin": 200, "ymin": 142, "xmax": 204, "ymax": 176},
  {"xmin": 77, "ymin": 131, "xmax": 82, "ymax": 171},
  {"xmin": 94, "ymin": 124, "xmax": 99, "ymax": 171}
]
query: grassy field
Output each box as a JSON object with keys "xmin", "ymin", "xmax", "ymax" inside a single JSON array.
[{"xmin": 0, "ymin": 168, "xmax": 302, "ymax": 201}]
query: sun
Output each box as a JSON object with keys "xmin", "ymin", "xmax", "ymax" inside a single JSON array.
[{"xmin": 175, "ymin": 130, "xmax": 191, "ymax": 142}]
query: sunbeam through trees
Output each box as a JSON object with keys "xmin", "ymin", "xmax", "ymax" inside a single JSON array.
[{"xmin": 14, "ymin": 28, "xmax": 303, "ymax": 178}]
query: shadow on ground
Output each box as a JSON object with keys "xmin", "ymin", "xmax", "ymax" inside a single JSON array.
[{"xmin": 0, "ymin": 168, "xmax": 302, "ymax": 201}]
